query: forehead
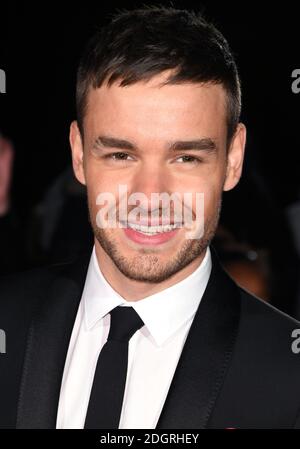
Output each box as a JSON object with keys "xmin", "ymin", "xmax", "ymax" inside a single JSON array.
[{"xmin": 84, "ymin": 73, "xmax": 227, "ymax": 142}]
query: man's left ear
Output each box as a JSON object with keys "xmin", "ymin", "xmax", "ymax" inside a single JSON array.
[{"xmin": 223, "ymin": 123, "xmax": 246, "ymax": 191}]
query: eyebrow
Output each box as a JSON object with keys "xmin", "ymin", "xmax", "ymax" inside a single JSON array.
[{"xmin": 93, "ymin": 135, "xmax": 217, "ymax": 153}]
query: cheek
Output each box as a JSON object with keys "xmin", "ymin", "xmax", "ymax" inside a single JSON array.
[
  {"xmin": 85, "ymin": 171, "xmax": 124, "ymax": 225},
  {"xmin": 85, "ymin": 162, "xmax": 111, "ymax": 198},
  {"xmin": 193, "ymin": 184, "xmax": 222, "ymax": 220}
]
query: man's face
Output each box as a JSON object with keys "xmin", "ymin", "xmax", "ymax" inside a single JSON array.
[{"xmin": 70, "ymin": 72, "xmax": 245, "ymax": 283}]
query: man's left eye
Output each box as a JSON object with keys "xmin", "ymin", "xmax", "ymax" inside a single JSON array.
[{"xmin": 176, "ymin": 155, "xmax": 201, "ymax": 163}]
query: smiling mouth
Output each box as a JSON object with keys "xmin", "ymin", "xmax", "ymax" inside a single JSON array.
[
  {"xmin": 122, "ymin": 224, "xmax": 181, "ymax": 246},
  {"xmin": 120, "ymin": 221, "xmax": 183, "ymax": 235}
]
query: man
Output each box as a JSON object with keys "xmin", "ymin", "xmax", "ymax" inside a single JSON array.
[
  {"xmin": 1, "ymin": 6, "xmax": 300, "ymax": 429},
  {"xmin": 0, "ymin": 133, "xmax": 26, "ymax": 274}
]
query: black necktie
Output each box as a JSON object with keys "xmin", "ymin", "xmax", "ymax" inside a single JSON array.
[{"xmin": 84, "ymin": 305, "xmax": 144, "ymax": 429}]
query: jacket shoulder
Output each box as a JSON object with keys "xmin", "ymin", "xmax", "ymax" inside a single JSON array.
[
  {"xmin": 209, "ymin": 282, "xmax": 300, "ymax": 428},
  {"xmin": 239, "ymin": 285, "xmax": 300, "ymax": 329},
  {"xmin": 0, "ymin": 252, "xmax": 91, "ymax": 324}
]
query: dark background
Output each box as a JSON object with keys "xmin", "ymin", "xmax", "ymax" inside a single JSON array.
[{"xmin": 1, "ymin": 1, "xmax": 300, "ymax": 316}]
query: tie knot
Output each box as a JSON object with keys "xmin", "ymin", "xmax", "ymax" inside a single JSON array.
[{"xmin": 108, "ymin": 306, "xmax": 144, "ymax": 342}]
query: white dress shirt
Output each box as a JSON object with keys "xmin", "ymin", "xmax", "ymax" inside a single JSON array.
[{"xmin": 56, "ymin": 245, "xmax": 212, "ymax": 429}]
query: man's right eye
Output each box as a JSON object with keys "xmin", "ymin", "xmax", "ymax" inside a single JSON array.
[{"xmin": 105, "ymin": 152, "xmax": 133, "ymax": 161}]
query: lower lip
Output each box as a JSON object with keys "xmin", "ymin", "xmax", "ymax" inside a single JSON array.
[{"xmin": 123, "ymin": 226, "xmax": 180, "ymax": 245}]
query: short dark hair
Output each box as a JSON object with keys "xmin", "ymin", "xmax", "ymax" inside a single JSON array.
[{"xmin": 76, "ymin": 6, "xmax": 241, "ymax": 147}]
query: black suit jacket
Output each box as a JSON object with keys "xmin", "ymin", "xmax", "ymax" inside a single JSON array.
[{"xmin": 1, "ymin": 246, "xmax": 300, "ymax": 429}]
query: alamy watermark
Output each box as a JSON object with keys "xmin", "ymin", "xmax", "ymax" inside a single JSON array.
[
  {"xmin": 0, "ymin": 69, "xmax": 6, "ymax": 93},
  {"xmin": 0, "ymin": 329, "xmax": 6, "ymax": 354},
  {"xmin": 291, "ymin": 329, "xmax": 300, "ymax": 354},
  {"xmin": 291, "ymin": 69, "xmax": 300, "ymax": 93},
  {"xmin": 94, "ymin": 184, "xmax": 205, "ymax": 239}
]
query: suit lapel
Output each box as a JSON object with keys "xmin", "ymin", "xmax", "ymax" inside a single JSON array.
[
  {"xmin": 156, "ymin": 245, "xmax": 241, "ymax": 429},
  {"xmin": 16, "ymin": 246, "xmax": 240, "ymax": 429},
  {"xmin": 16, "ymin": 255, "xmax": 90, "ymax": 429}
]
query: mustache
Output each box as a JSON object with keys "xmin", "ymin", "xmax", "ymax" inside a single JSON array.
[{"xmin": 118, "ymin": 205, "xmax": 195, "ymax": 219}]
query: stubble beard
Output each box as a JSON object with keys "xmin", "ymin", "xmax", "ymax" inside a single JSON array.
[{"xmin": 88, "ymin": 198, "xmax": 221, "ymax": 284}]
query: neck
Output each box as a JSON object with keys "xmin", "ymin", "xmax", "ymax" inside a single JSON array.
[{"xmin": 94, "ymin": 240, "xmax": 207, "ymax": 301}]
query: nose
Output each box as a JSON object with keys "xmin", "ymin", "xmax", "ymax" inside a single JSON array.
[{"xmin": 129, "ymin": 162, "xmax": 173, "ymax": 213}]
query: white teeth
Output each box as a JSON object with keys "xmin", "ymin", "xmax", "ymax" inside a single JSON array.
[{"xmin": 127, "ymin": 223, "xmax": 180, "ymax": 234}]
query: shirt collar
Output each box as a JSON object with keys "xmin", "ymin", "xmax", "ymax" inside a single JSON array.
[{"xmin": 83, "ymin": 245, "xmax": 212, "ymax": 347}]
